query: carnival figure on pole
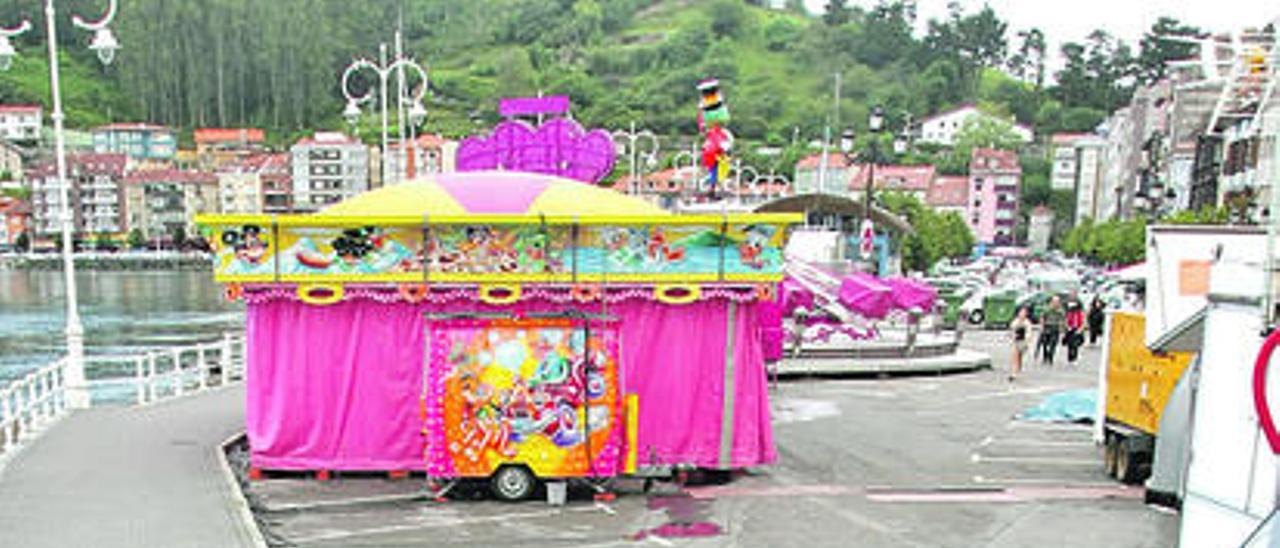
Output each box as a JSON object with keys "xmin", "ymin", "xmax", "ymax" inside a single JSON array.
[{"xmin": 697, "ymin": 78, "xmax": 733, "ymax": 200}]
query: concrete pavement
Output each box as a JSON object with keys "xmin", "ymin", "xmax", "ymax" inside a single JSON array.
[
  {"xmin": 243, "ymin": 330, "xmax": 1176, "ymax": 547},
  {"xmin": 0, "ymin": 386, "xmax": 258, "ymax": 548}
]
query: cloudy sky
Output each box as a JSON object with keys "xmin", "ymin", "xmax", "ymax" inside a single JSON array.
[{"xmin": 804, "ymin": 0, "xmax": 1278, "ymax": 68}]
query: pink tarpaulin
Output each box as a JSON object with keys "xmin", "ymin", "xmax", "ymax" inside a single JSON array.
[
  {"xmin": 778, "ymin": 277, "xmax": 813, "ymax": 316},
  {"xmin": 884, "ymin": 276, "xmax": 938, "ymax": 312},
  {"xmin": 838, "ymin": 273, "xmax": 893, "ymax": 319},
  {"xmin": 244, "ymin": 296, "xmax": 775, "ymax": 472},
  {"xmin": 758, "ymin": 298, "xmax": 785, "ymax": 362}
]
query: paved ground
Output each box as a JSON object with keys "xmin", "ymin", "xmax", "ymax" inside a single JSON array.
[
  {"xmin": 0, "ymin": 386, "xmax": 258, "ymax": 548},
  {"xmin": 245, "ymin": 331, "xmax": 1178, "ymax": 547}
]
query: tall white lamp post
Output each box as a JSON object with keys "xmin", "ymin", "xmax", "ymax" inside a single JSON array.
[
  {"xmin": 341, "ymin": 44, "xmax": 428, "ymax": 186},
  {"xmin": 611, "ymin": 122, "xmax": 659, "ymax": 197},
  {"xmin": 0, "ymin": 0, "xmax": 120, "ymax": 409}
]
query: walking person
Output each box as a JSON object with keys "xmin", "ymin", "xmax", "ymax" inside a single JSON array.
[
  {"xmin": 1039, "ymin": 295, "xmax": 1064, "ymax": 366},
  {"xmin": 1064, "ymin": 294, "xmax": 1085, "ymax": 365},
  {"xmin": 1009, "ymin": 307, "xmax": 1032, "ymax": 382},
  {"xmin": 1088, "ymin": 297, "xmax": 1106, "ymax": 345}
]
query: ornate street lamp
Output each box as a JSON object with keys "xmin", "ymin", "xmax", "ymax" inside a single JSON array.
[
  {"xmin": 341, "ymin": 43, "xmax": 429, "ymax": 185},
  {"xmin": 0, "ymin": 0, "xmax": 121, "ymax": 409},
  {"xmin": 611, "ymin": 122, "xmax": 659, "ymax": 197}
]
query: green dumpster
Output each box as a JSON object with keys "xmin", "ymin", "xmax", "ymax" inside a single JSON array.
[
  {"xmin": 982, "ymin": 290, "xmax": 1019, "ymax": 329},
  {"xmin": 939, "ymin": 289, "xmax": 969, "ymax": 328}
]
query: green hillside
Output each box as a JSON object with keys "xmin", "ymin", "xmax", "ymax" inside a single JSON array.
[{"xmin": 0, "ymin": 0, "xmax": 1191, "ymax": 171}]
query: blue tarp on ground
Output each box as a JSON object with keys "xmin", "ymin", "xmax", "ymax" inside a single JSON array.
[{"xmin": 1016, "ymin": 389, "xmax": 1098, "ymax": 423}]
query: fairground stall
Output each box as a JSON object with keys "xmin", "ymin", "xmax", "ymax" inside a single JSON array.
[{"xmin": 197, "ymin": 171, "xmax": 799, "ymax": 499}]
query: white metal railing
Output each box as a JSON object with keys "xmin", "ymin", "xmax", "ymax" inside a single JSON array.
[
  {"xmin": 0, "ymin": 331, "xmax": 246, "ymax": 457},
  {"xmin": 86, "ymin": 331, "xmax": 246, "ymax": 406},
  {"xmin": 0, "ymin": 359, "xmax": 67, "ymax": 455}
]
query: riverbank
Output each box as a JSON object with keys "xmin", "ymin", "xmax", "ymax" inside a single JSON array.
[{"xmin": 0, "ymin": 252, "xmax": 212, "ymax": 271}]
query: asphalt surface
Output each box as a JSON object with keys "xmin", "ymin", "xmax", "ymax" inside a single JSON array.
[
  {"xmin": 0, "ymin": 386, "xmax": 258, "ymax": 548},
  {"xmin": 246, "ymin": 331, "xmax": 1177, "ymax": 547}
]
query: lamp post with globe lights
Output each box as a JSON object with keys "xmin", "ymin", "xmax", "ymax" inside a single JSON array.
[
  {"xmin": 0, "ymin": 0, "xmax": 121, "ymax": 409},
  {"xmin": 612, "ymin": 122, "xmax": 660, "ymax": 198},
  {"xmin": 341, "ymin": 43, "xmax": 429, "ymax": 186}
]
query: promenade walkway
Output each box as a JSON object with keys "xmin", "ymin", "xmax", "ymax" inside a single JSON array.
[{"xmin": 0, "ymin": 386, "xmax": 258, "ymax": 548}]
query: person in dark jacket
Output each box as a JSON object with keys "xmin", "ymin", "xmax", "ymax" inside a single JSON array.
[
  {"xmin": 1039, "ymin": 296, "xmax": 1064, "ymax": 365},
  {"xmin": 1088, "ymin": 297, "xmax": 1106, "ymax": 345}
]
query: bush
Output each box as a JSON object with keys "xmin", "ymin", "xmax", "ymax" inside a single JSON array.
[{"xmin": 764, "ymin": 18, "xmax": 803, "ymax": 52}]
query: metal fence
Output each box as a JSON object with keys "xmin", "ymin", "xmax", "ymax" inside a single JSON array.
[
  {"xmin": 0, "ymin": 331, "xmax": 246, "ymax": 456},
  {"xmin": 0, "ymin": 359, "xmax": 67, "ymax": 456}
]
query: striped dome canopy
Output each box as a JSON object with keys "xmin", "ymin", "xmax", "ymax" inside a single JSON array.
[{"xmin": 318, "ymin": 171, "xmax": 668, "ymax": 218}]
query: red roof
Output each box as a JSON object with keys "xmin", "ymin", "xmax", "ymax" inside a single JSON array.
[
  {"xmin": 848, "ymin": 164, "xmax": 936, "ymax": 192},
  {"xmin": 970, "ymin": 148, "xmax": 1021, "ymax": 172},
  {"xmin": 926, "ymin": 175, "xmax": 970, "ymax": 208},
  {"xmin": 0, "ymin": 104, "xmax": 40, "ymax": 113},
  {"xmin": 1050, "ymin": 132, "xmax": 1093, "ymax": 146},
  {"xmin": 29, "ymin": 153, "xmax": 128, "ymax": 178},
  {"xmin": 294, "ymin": 132, "xmax": 360, "ymax": 147},
  {"xmin": 612, "ymin": 168, "xmax": 690, "ymax": 193},
  {"xmin": 123, "ymin": 169, "xmax": 217, "ymax": 185},
  {"xmin": 194, "ymin": 128, "xmax": 265, "ymax": 144},
  {"xmin": 920, "ymin": 103, "xmax": 978, "ymax": 123},
  {"xmin": 795, "ymin": 152, "xmax": 852, "ymax": 170},
  {"xmin": 0, "ymin": 197, "xmax": 30, "ymax": 216},
  {"xmin": 222, "ymin": 152, "xmax": 290, "ymax": 174},
  {"xmin": 95, "ymin": 122, "xmax": 172, "ymax": 133}
]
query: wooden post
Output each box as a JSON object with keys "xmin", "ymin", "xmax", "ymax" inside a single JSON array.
[
  {"xmin": 135, "ymin": 356, "xmax": 147, "ymax": 405},
  {"xmin": 196, "ymin": 346, "xmax": 208, "ymax": 391},
  {"xmin": 220, "ymin": 333, "xmax": 232, "ymax": 386},
  {"xmin": 171, "ymin": 348, "xmax": 184, "ymax": 397},
  {"xmin": 147, "ymin": 353, "xmax": 157, "ymax": 403},
  {"xmin": 1, "ymin": 389, "xmax": 11, "ymax": 450}
]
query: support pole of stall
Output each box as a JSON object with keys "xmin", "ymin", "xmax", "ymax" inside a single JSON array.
[{"xmin": 719, "ymin": 301, "xmax": 738, "ymax": 469}]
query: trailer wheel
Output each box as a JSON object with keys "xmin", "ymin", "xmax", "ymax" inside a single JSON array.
[
  {"xmin": 1115, "ymin": 443, "xmax": 1142, "ymax": 485},
  {"xmin": 490, "ymin": 465, "xmax": 536, "ymax": 502},
  {"xmin": 968, "ymin": 310, "xmax": 985, "ymax": 325}
]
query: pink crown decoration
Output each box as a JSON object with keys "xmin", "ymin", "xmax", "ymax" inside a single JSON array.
[{"xmin": 455, "ymin": 96, "xmax": 617, "ymax": 184}]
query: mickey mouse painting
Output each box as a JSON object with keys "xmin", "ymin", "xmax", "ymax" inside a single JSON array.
[
  {"xmin": 331, "ymin": 227, "xmax": 378, "ymax": 267},
  {"xmin": 220, "ymin": 224, "xmax": 269, "ymax": 265}
]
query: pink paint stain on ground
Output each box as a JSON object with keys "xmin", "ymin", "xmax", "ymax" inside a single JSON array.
[
  {"xmin": 685, "ymin": 484, "xmax": 858, "ymax": 500},
  {"xmin": 865, "ymin": 485, "xmax": 1143, "ymax": 503},
  {"xmin": 633, "ymin": 495, "xmax": 723, "ymax": 540}
]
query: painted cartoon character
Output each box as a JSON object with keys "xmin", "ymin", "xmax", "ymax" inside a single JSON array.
[
  {"xmin": 221, "ymin": 224, "xmax": 269, "ymax": 264},
  {"xmin": 647, "ymin": 227, "xmax": 687, "ymax": 263},
  {"xmin": 331, "ymin": 227, "xmax": 377, "ymax": 268},
  {"xmin": 738, "ymin": 225, "xmax": 777, "ymax": 270},
  {"xmin": 697, "ymin": 78, "xmax": 733, "ymax": 199}
]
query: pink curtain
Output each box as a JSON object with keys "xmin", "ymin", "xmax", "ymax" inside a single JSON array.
[{"xmin": 245, "ymin": 296, "xmax": 776, "ymax": 472}]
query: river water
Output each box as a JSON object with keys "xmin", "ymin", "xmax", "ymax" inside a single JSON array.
[{"xmin": 0, "ymin": 269, "xmax": 243, "ymax": 390}]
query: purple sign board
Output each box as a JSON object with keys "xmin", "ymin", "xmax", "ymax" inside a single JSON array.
[
  {"xmin": 498, "ymin": 95, "xmax": 571, "ymax": 117},
  {"xmin": 455, "ymin": 117, "xmax": 616, "ymax": 184}
]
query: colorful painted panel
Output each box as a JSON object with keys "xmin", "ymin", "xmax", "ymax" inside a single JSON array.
[
  {"xmin": 199, "ymin": 217, "xmax": 794, "ymax": 283},
  {"xmin": 276, "ymin": 226, "xmax": 423, "ymax": 279},
  {"xmin": 426, "ymin": 225, "xmax": 571, "ymax": 275},
  {"xmin": 205, "ymin": 223, "xmax": 278, "ymax": 279},
  {"xmin": 579, "ymin": 224, "xmax": 722, "ymax": 276},
  {"xmin": 724, "ymin": 223, "xmax": 786, "ymax": 274},
  {"xmin": 425, "ymin": 318, "xmax": 623, "ymax": 479}
]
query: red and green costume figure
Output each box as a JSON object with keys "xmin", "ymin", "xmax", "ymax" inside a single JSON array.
[{"xmin": 697, "ymin": 79, "xmax": 733, "ymax": 198}]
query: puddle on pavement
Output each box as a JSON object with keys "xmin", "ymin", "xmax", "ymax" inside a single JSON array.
[{"xmin": 632, "ymin": 494, "xmax": 723, "ymax": 540}]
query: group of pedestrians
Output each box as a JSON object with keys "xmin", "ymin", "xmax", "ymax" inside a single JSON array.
[{"xmin": 1007, "ymin": 293, "xmax": 1107, "ymax": 382}]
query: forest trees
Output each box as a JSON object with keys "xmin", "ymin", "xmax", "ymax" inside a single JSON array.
[{"xmin": 880, "ymin": 191, "xmax": 976, "ymax": 272}]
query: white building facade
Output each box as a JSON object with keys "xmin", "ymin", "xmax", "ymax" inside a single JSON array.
[
  {"xmin": 0, "ymin": 105, "xmax": 41, "ymax": 142},
  {"xmin": 918, "ymin": 105, "xmax": 1034, "ymax": 147},
  {"xmin": 290, "ymin": 132, "xmax": 369, "ymax": 212}
]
